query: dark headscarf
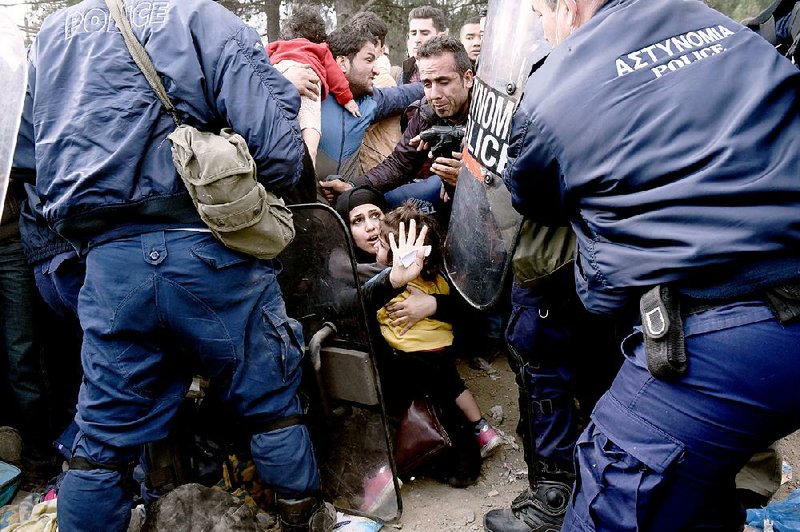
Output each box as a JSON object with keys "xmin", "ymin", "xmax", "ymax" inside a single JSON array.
[
  {"xmin": 334, "ymin": 185, "xmax": 387, "ymax": 264},
  {"xmin": 334, "ymin": 185, "xmax": 386, "ymax": 224}
]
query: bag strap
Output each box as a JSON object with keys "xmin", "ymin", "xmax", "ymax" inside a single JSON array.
[
  {"xmin": 787, "ymin": 2, "xmax": 800, "ymax": 62},
  {"xmin": 104, "ymin": 0, "xmax": 181, "ymax": 126}
]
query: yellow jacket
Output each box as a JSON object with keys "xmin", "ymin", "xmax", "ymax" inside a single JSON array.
[{"xmin": 377, "ymin": 274, "xmax": 453, "ymax": 352}]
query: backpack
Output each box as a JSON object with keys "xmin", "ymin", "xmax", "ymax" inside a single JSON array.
[{"xmin": 511, "ymin": 219, "xmax": 576, "ymax": 289}]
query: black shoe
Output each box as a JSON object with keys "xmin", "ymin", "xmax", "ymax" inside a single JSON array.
[
  {"xmin": 276, "ymin": 495, "xmax": 336, "ymax": 532},
  {"xmin": 483, "ymin": 481, "xmax": 571, "ymax": 532},
  {"xmin": 736, "ymin": 488, "xmax": 770, "ymax": 510}
]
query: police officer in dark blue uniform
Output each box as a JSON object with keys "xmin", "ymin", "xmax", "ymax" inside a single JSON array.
[
  {"xmin": 484, "ymin": 264, "xmax": 621, "ymax": 532},
  {"xmin": 15, "ymin": 1, "xmax": 333, "ymax": 530},
  {"xmin": 504, "ymin": 0, "xmax": 800, "ymax": 529}
]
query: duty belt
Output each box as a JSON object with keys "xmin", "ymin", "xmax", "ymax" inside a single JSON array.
[{"xmin": 639, "ymin": 280, "xmax": 800, "ymax": 380}]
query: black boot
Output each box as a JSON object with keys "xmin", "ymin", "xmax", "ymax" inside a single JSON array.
[
  {"xmin": 483, "ymin": 476, "xmax": 572, "ymax": 532},
  {"xmin": 276, "ymin": 495, "xmax": 336, "ymax": 532}
]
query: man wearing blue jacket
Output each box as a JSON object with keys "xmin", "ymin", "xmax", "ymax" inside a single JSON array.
[
  {"xmin": 317, "ymin": 28, "xmax": 424, "ymax": 198},
  {"xmin": 15, "ymin": 1, "xmax": 331, "ymax": 530},
  {"xmin": 504, "ymin": 0, "xmax": 800, "ymax": 529},
  {"xmin": 323, "ymin": 36, "xmax": 473, "ymax": 211}
]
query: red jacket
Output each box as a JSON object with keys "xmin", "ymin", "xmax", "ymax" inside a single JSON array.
[{"xmin": 267, "ymin": 38, "xmax": 353, "ymax": 105}]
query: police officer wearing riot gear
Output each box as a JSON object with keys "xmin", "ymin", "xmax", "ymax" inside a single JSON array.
[
  {"xmin": 501, "ymin": 0, "xmax": 800, "ymax": 529},
  {"xmin": 15, "ymin": 1, "xmax": 334, "ymax": 530}
]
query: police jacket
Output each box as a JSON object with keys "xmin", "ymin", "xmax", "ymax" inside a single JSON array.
[
  {"xmin": 504, "ymin": 0, "xmax": 800, "ymax": 315},
  {"xmin": 18, "ymin": 184, "xmax": 74, "ymax": 265},
  {"xmin": 14, "ymin": 0, "xmax": 304, "ymax": 247},
  {"xmin": 317, "ymin": 83, "xmax": 423, "ymax": 182}
]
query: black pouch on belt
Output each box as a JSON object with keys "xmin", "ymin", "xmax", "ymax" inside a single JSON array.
[
  {"xmin": 763, "ymin": 280, "xmax": 800, "ymax": 323},
  {"xmin": 639, "ymin": 285, "xmax": 687, "ymax": 380}
]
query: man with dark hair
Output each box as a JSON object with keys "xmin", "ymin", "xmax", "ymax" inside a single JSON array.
[
  {"xmin": 501, "ymin": 0, "xmax": 800, "ymax": 530},
  {"xmin": 460, "ymin": 16, "xmax": 483, "ymax": 62},
  {"xmin": 398, "ymin": 5, "xmax": 448, "ymax": 85},
  {"xmin": 326, "ymin": 29, "xmax": 380, "ymax": 98},
  {"xmin": 14, "ymin": 1, "xmax": 334, "ymax": 530},
  {"xmin": 268, "ymin": 7, "xmax": 359, "ymax": 165},
  {"xmin": 344, "ymin": 11, "xmax": 405, "ymax": 174},
  {"xmin": 346, "ymin": 11, "xmax": 389, "ymax": 51},
  {"xmin": 321, "ymin": 35, "xmax": 471, "ymax": 208},
  {"xmin": 317, "ymin": 28, "xmax": 423, "ymax": 189}
]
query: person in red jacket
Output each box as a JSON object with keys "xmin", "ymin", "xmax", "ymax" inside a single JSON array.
[{"xmin": 268, "ymin": 6, "xmax": 360, "ymax": 166}]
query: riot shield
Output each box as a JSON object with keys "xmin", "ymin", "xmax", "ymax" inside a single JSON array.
[
  {"xmin": 278, "ymin": 203, "xmax": 402, "ymax": 522},
  {"xmin": 0, "ymin": 9, "xmax": 27, "ymax": 221},
  {"xmin": 444, "ymin": 0, "xmax": 550, "ymax": 309}
]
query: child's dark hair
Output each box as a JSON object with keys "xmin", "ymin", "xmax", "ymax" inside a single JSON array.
[
  {"xmin": 280, "ymin": 6, "xmax": 327, "ymax": 44},
  {"xmin": 380, "ymin": 201, "xmax": 443, "ymax": 282}
]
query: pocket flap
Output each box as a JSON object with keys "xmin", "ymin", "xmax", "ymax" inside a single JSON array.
[
  {"xmin": 198, "ymin": 184, "xmax": 265, "ymax": 233},
  {"xmin": 169, "ymin": 125, "xmax": 255, "ymax": 187},
  {"xmin": 592, "ymin": 393, "xmax": 684, "ymax": 474},
  {"xmin": 191, "ymin": 241, "xmax": 250, "ymax": 269}
]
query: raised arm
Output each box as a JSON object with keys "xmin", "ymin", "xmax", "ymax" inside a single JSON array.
[{"xmin": 371, "ymin": 82, "xmax": 424, "ymax": 122}]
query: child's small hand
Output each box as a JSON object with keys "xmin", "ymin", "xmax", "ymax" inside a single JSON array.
[
  {"xmin": 344, "ymin": 100, "xmax": 361, "ymax": 117},
  {"xmin": 389, "ymin": 219, "xmax": 429, "ymax": 289}
]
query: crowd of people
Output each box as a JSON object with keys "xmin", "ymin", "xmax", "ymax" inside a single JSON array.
[{"xmin": 2, "ymin": 0, "xmax": 800, "ymax": 531}]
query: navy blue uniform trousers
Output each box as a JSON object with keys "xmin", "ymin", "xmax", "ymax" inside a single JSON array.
[
  {"xmin": 57, "ymin": 230, "xmax": 319, "ymax": 531},
  {"xmin": 563, "ymin": 300, "xmax": 800, "ymax": 531},
  {"xmin": 506, "ymin": 277, "xmax": 621, "ymax": 474}
]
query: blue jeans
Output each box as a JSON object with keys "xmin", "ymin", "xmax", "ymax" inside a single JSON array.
[
  {"xmin": 0, "ymin": 237, "xmax": 47, "ymax": 442},
  {"xmin": 563, "ymin": 301, "xmax": 800, "ymax": 531},
  {"xmin": 57, "ymin": 231, "xmax": 319, "ymax": 532},
  {"xmin": 34, "ymin": 250, "xmax": 85, "ymax": 452},
  {"xmin": 33, "ymin": 250, "xmax": 85, "ymax": 320},
  {"xmin": 384, "ymin": 175, "xmax": 443, "ymax": 210}
]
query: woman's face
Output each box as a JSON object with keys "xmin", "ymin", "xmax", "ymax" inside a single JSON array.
[{"xmin": 349, "ymin": 203, "xmax": 384, "ymax": 255}]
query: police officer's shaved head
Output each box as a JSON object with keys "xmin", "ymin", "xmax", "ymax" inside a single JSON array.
[{"xmin": 531, "ymin": 0, "xmax": 608, "ymax": 45}]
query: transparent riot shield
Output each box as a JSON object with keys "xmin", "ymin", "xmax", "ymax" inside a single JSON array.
[
  {"xmin": 0, "ymin": 9, "xmax": 27, "ymax": 221},
  {"xmin": 444, "ymin": 0, "xmax": 550, "ymax": 309},
  {"xmin": 278, "ymin": 204, "xmax": 401, "ymax": 522}
]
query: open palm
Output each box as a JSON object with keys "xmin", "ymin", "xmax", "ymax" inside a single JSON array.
[{"xmin": 389, "ymin": 219, "xmax": 429, "ymax": 289}]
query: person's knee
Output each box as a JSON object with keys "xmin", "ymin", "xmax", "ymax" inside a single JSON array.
[
  {"xmin": 58, "ymin": 468, "xmax": 136, "ymax": 532},
  {"xmin": 59, "ymin": 436, "xmax": 139, "ymax": 532},
  {"xmin": 251, "ymin": 424, "xmax": 320, "ymax": 497}
]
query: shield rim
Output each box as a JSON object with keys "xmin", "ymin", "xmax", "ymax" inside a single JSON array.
[{"xmin": 286, "ymin": 203, "xmax": 403, "ymax": 522}]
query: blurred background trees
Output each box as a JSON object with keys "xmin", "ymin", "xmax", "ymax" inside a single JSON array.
[
  {"xmin": 709, "ymin": 0, "xmax": 774, "ymax": 22},
  {"xmin": 0, "ymin": 0, "xmax": 778, "ymax": 63}
]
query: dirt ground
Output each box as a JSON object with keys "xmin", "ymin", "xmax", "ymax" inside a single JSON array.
[
  {"xmin": 8, "ymin": 355, "xmax": 797, "ymax": 531},
  {"xmin": 392, "ymin": 356, "xmax": 800, "ymax": 532}
]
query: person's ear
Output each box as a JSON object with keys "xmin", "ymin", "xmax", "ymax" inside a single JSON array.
[
  {"xmin": 336, "ymin": 55, "xmax": 350, "ymax": 74},
  {"xmin": 463, "ymin": 69, "xmax": 474, "ymax": 90},
  {"xmin": 563, "ymin": 0, "xmax": 578, "ymax": 28}
]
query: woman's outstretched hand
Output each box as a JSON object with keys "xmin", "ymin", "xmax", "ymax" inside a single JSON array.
[
  {"xmin": 389, "ymin": 219, "xmax": 429, "ymax": 289},
  {"xmin": 387, "ymin": 286, "xmax": 437, "ymax": 335}
]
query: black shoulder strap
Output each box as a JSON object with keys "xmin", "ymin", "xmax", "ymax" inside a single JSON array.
[
  {"xmin": 787, "ymin": 2, "xmax": 800, "ymax": 62},
  {"xmin": 743, "ymin": 0, "xmax": 784, "ymax": 44}
]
